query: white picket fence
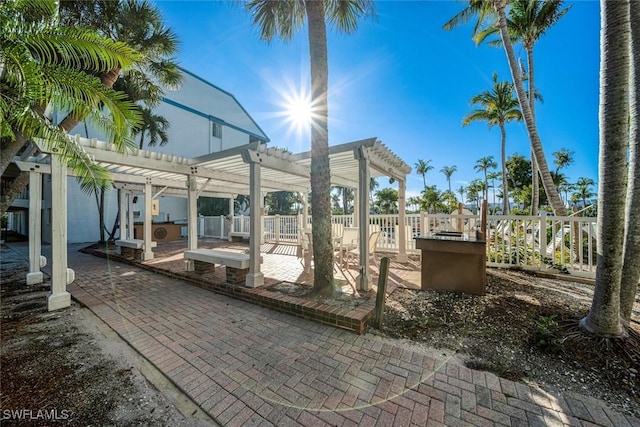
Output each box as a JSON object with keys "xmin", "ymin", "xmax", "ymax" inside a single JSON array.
[{"xmin": 200, "ymin": 212, "xmax": 597, "ymax": 278}]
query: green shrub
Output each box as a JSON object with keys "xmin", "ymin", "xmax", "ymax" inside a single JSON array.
[{"xmin": 532, "ymin": 315, "xmax": 564, "ymax": 352}]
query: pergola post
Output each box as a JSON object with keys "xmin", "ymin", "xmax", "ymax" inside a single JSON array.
[
  {"xmin": 353, "ymin": 189, "xmax": 359, "ymax": 228},
  {"xmin": 26, "ymin": 172, "xmax": 44, "ymax": 285},
  {"xmin": 143, "ymin": 179, "xmax": 154, "ymax": 260},
  {"xmin": 127, "ymin": 192, "xmax": 134, "ymax": 239},
  {"xmin": 397, "ymin": 179, "xmax": 409, "ymax": 263},
  {"xmin": 356, "ymin": 147, "xmax": 371, "ymax": 291},
  {"xmin": 301, "ymin": 191, "xmax": 308, "ymax": 229},
  {"xmin": 228, "ymin": 196, "xmax": 235, "ymax": 241},
  {"xmin": 184, "ymin": 176, "xmax": 198, "ymax": 271},
  {"xmin": 118, "ymin": 189, "xmax": 127, "ymax": 239},
  {"xmin": 246, "ymin": 161, "xmax": 264, "ymax": 287},
  {"xmin": 47, "ymin": 154, "xmax": 72, "ymax": 311}
]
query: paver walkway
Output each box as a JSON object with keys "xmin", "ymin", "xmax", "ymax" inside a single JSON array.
[{"xmin": 12, "ymin": 244, "xmax": 640, "ymax": 426}]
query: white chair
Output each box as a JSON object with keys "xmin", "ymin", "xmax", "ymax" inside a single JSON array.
[
  {"xmin": 334, "ymin": 227, "xmax": 359, "ymax": 265},
  {"xmin": 345, "ymin": 231, "xmax": 381, "ymax": 269}
]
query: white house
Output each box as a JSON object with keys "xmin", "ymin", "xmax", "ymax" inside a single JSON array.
[{"xmin": 8, "ymin": 67, "xmax": 269, "ymax": 244}]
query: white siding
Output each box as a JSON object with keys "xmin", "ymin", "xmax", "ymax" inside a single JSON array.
[{"xmin": 40, "ymin": 68, "xmax": 268, "ymax": 243}]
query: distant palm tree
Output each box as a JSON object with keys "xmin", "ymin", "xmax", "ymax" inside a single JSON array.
[
  {"xmin": 474, "ymin": 156, "xmax": 497, "ymax": 202},
  {"xmin": 369, "ymin": 177, "xmax": 379, "ymax": 207},
  {"xmin": 246, "ymin": 0, "xmax": 375, "ymax": 296},
  {"xmin": 414, "ymin": 159, "xmax": 433, "ymax": 191},
  {"xmin": 552, "ymin": 147, "xmax": 575, "ymax": 176},
  {"xmin": 573, "ymin": 177, "xmax": 595, "ymax": 209},
  {"xmin": 487, "ymin": 170, "xmax": 501, "ymax": 209},
  {"xmin": 440, "ymin": 165, "xmax": 457, "ymax": 193},
  {"xmin": 463, "ymin": 73, "xmax": 522, "ymax": 214},
  {"xmin": 457, "ymin": 186, "xmax": 466, "ymax": 204}
]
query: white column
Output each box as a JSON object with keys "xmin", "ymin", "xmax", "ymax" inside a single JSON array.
[
  {"xmin": 26, "ymin": 172, "xmax": 44, "ymax": 285},
  {"xmin": 187, "ymin": 176, "xmax": 198, "ymax": 250},
  {"xmin": 143, "ymin": 180, "xmax": 154, "ymax": 260},
  {"xmin": 301, "ymin": 191, "xmax": 308, "ymax": 229},
  {"xmin": 356, "ymin": 147, "xmax": 371, "ymax": 291},
  {"xmin": 48, "ymin": 155, "xmax": 72, "ymax": 311},
  {"xmin": 227, "ymin": 196, "xmax": 235, "ymax": 241},
  {"xmin": 246, "ymin": 161, "xmax": 264, "ymax": 287},
  {"xmin": 118, "ymin": 189, "xmax": 127, "ymax": 240},
  {"xmin": 397, "ymin": 179, "xmax": 409, "ymax": 263},
  {"xmin": 128, "ymin": 193, "xmax": 134, "ymax": 239},
  {"xmin": 353, "ymin": 189, "xmax": 359, "ymax": 228},
  {"xmin": 184, "ymin": 176, "xmax": 198, "ymax": 271}
]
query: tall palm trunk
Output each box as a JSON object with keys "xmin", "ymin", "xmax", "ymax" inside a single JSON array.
[
  {"xmin": 493, "ymin": 0, "xmax": 566, "ymax": 216},
  {"xmin": 499, "ymin": 124, "xmax": 509, "ymax": 215},
  {"xmin": 306, "ymin": 0, "xmax": 333, "ymax": 296},
  {"xmin": 581, "ymin": 0, "xmax": 630, "ymax": 336},
  {"xmin": 527, "ymin": 47, "xmax": 540, "ymax": 216},
  {"xmin": 621, "ymin": 0, "xmax": 640, "ymax": 325}
]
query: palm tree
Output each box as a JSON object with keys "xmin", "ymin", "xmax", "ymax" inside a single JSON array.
[
  {"xmin": 552, "ymin": 147, "xmax": 574, "ymax": 176},
  {"xmin": 473, "ymin": 156, "xmax": 497, "ymax": 202},
  {"xmin": 58, "ymin": 0, "xmax": 182, "ymax": 129},
  {"xmin": 464, "ymin": 73, "xmax": 521, "ymax": 214},
  {"xmin": 621, "ymin": 0, "xmax": 640, "ymax": 325},
  {"xmin": 59, "ymin": 0, "xmax": 182, "ymax": 242},
  {"xmin": 246, "ymin": 0, "xmax": 375, "ymax": 296},
  {"xmin": 369, "ymin": 177, "xmax": 379, "ymax": 207},
  {"xmin": 136, "ymin": 107, "xmax": 170, "ymax": 149},
  {"xmin": 414, "ymin": 159, "xmax": 433, "ymax": 191},
  {"xmin": 477, "ymin": 0, "xmax": 571, "ymax": 215},
  {"xmin": 573, "ymin": 177, "xmax": 595, "ymax": 209},
  {"xmin": 487, "ymin": 170, "xmax": 501, "ymax": 209},
  {"xmin": 445, "ymin": 0, "xmax": 567, "ymax": 217},
  {"xmin": 457, "ymin": 185, "xmax": 466, "ymax": 204},
  {"xmin": 440, "ymin": 165, "xmax": 457, "ymax": 193},
  {"xmin": 581, "ymin": 0, "xmax": 631, "ymax": 337},
  {"xmin": 0, "ymin": 0, "xmax": 141, "ymax": 215}
]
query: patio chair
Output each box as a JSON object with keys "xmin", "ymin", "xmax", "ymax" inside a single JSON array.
[
  {"xmin": 334, "ymin": 227, "xmax": 359, "ymax": 265},
  {"xmin": 344, "ymin": 231, "xmax": 381, "ymax": 269}
]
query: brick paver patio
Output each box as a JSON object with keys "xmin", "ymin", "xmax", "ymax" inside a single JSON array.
[{"xmin": 41, "ymin": 245, "xmax": 637, "ymax": 427}]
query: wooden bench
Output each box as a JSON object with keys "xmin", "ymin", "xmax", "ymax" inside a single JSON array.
[
  {"xmin": 228, "ymin": 231, "xmax": 250, "ymax": 242},
  {"xmin": 115, "ymin": 239, "xmax": 157, "ymax": 260},
  {"xmin": 184, "ymin": 249, "xmax": 250, "ymax": 284}
]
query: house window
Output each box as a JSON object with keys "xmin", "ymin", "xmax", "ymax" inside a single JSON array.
[{"xmin": 212, "ymin": 123, "xmax": 222, "ymax": 139}]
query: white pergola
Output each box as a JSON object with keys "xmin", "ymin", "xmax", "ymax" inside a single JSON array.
[{"xmin": 17, "ymin": 135, "xmax": 411, "ymax": 311}]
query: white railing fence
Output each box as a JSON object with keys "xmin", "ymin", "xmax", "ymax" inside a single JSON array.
[{"xmin": 200, "ymin": 212, "xmax": 597, "ymax": 278}]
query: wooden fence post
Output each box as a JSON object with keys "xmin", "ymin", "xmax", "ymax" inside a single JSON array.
[{"xmin": 373, "ymin": 257, "xmax": 391, "ymax": 329}]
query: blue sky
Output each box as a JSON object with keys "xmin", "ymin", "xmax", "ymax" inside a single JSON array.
[{"xmin": 155, "ymin": 0, "xmax": 600, "ymax": 200}]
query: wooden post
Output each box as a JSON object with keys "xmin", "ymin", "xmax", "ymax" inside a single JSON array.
[
  {"xmin": 26, "ymin": 172, "xmax": 43, "ymax": 285},
  {"xmin": 373, "ymin": 257, "xmax": 390, "ymax": 329}
]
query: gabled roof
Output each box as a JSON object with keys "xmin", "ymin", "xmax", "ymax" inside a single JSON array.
[{"xmin": 161, "ymin": 67, "xmax": 270, "ymax": 142}]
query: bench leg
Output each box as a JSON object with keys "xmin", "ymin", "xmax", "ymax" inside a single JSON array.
[
  {"xmin": 120, "ymin": 247, "xmax": 135, "ymax": 260},
  {"xmin": 226, "ymin": 267, "xmax": 249, "ymax": 284},
  {"xmin": 194, "ymin": 260, "xmax": 215, "ymax": 273}
]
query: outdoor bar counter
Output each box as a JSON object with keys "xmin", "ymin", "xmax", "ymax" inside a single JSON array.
[{"xmin": 415, "ymin": 231, "xmax": 487, "ymax": 295}]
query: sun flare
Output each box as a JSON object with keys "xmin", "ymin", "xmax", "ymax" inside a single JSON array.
[{"xmin": 285, "ymin": 93, "xmax": 313, "ymax": 128}]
